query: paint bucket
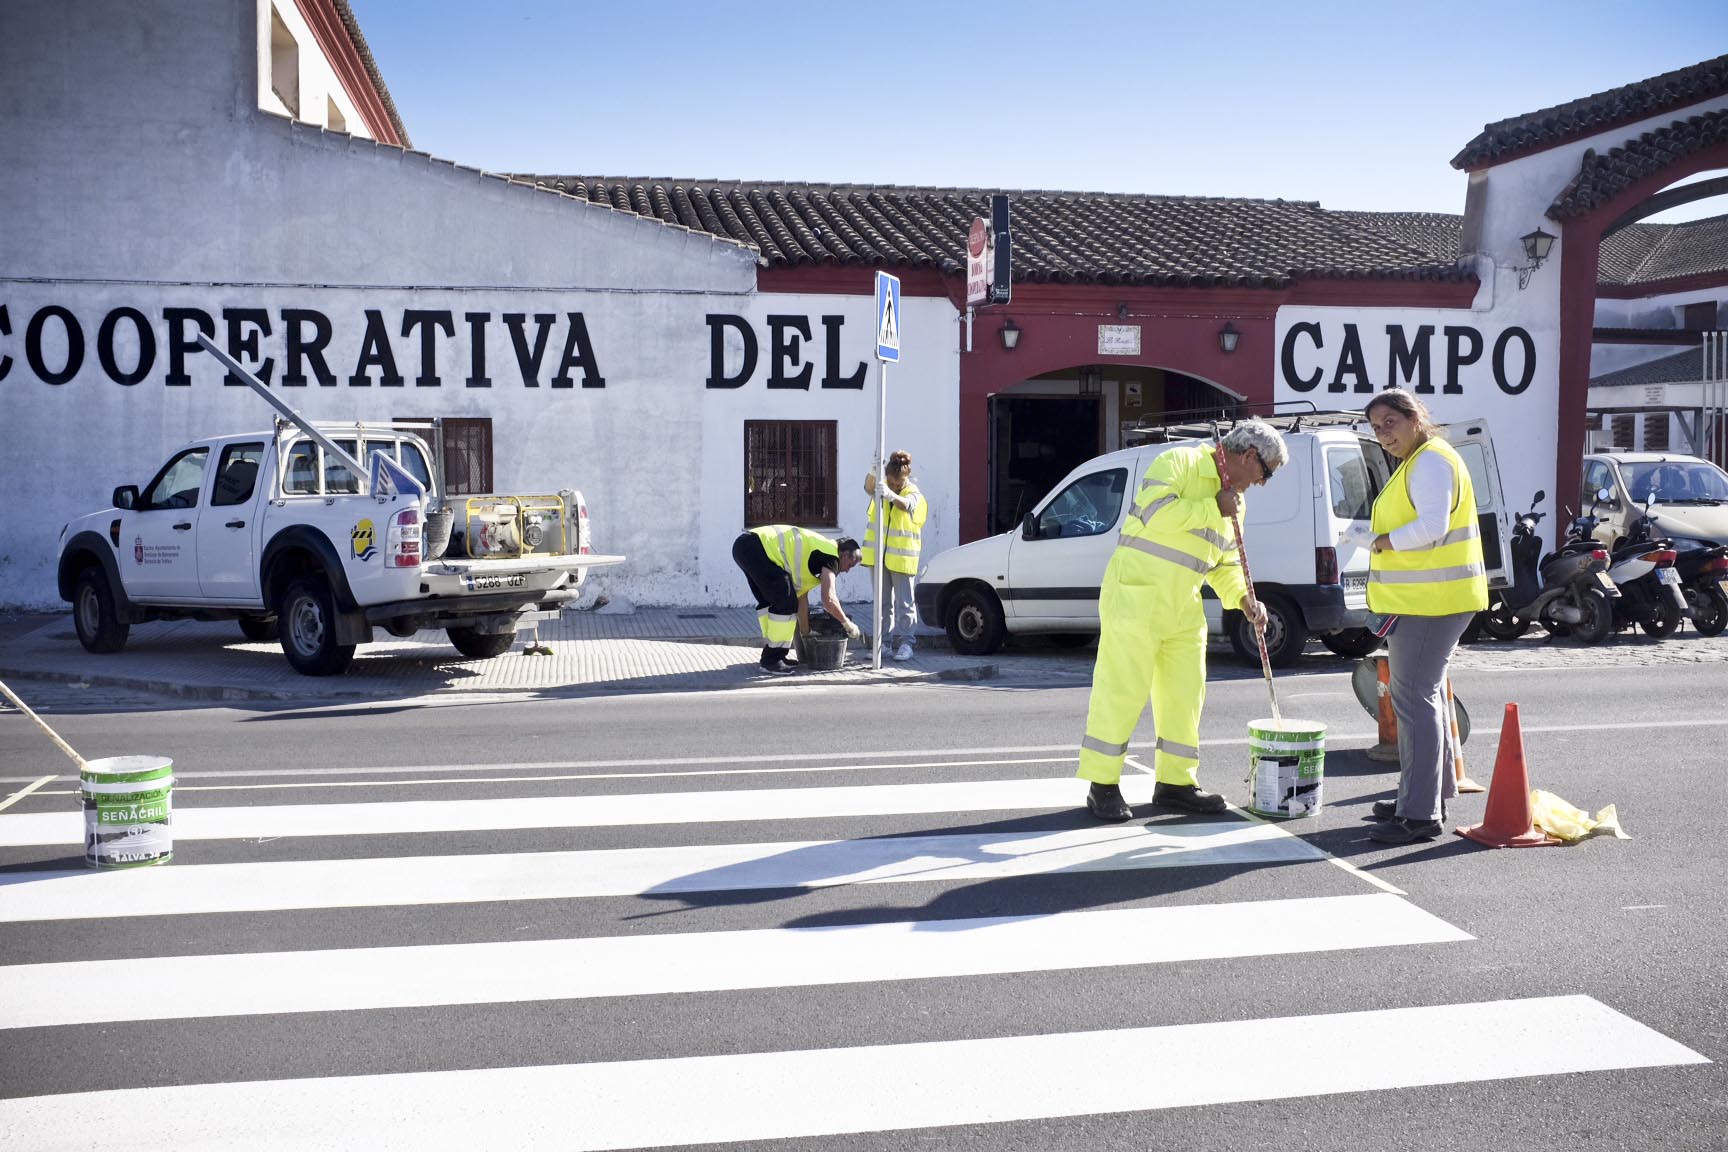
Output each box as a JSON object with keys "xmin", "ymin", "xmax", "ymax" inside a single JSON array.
[
  {"xmin": 81, "ymin": 755, "xmax": 174, "ymax": 868},
  {"xmin": 1246, "ymin": 719, "xmax": 1326, "ymax": 819}
]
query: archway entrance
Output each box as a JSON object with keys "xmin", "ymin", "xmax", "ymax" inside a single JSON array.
[{"xmin": 985, "ymin": 363, "xmax": 1239, "ymax": 534}]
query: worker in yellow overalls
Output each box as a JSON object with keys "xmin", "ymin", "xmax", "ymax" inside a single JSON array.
[
  {"xmin": 1077, "ymin": 420, "xmax": 1287, "ymax": 820},
  {"xmin": 862, "ymin": 450, "xmax": 928, "ymax": 662},
  {"xmin": 732, "ymin": 525, "xmax": 863, "ymax": 675}
]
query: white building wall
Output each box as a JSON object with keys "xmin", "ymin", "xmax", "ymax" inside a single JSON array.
[
  {"xmin": 1592, "ymin": 287, "xmax": 1727, "ymax": 378},
  {"xmin": 256, "ymin": 0, "xmax": 368, "ymax": 135}
]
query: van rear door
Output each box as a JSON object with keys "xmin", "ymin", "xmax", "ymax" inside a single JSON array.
[
  {"xmin": 1320, "ymin": 433, "xmax": 1383, "ymax": 606},
  {"xmin": 1440, "ymin": 418, "xmax": 1511, "ymax": 590}
]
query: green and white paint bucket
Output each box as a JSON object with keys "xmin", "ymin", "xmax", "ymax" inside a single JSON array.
[
  {"xmin": 81, "ymin": 756, "xmax": 174, "ymax": 868},
  {"xmin": 1247, "ymin": 719, "xmax": 1326, "ymax": 819}
]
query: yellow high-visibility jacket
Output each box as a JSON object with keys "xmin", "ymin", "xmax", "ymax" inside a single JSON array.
[
  {"xmin": 863, "ymin": 481, "xmax": 927, "ymax": 575},
  {"xmin": 1368, "ymin": 437, "xmax": 1488, "ymax": 616},
  {"xmin": 1110, "ymin": 444, "xmax": 1248, "ymax": 611},
  {"xmin": 752, "ymin": 525, "xmax": 840, "ymax": 596}
]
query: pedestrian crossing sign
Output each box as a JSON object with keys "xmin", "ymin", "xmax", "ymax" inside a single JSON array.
[{"xmin": 875, "ymin": 271, "xmax": 901, "ymax": 363}]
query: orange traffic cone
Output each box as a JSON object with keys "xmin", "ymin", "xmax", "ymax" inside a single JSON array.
[
  {"xmin": 1366, "ymin": 655, "xmax": 1400, "ymax": 762},
  {"xmin": 1457, "ymin": 703, "xmax": 1560, "ymax": 847},
  {"xmin": 1448, "ymin": 678, "xmax": 1485, "ymax": 793}
]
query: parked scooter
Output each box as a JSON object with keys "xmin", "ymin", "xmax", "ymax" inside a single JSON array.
[
  {"xmin": 1477, "ymin": 490, "xmax": 1619, "ymax": 644},
  {"xmin": 1672, "ymin": 536, "xmax": 1728, "ymax": 636},
  {"xmin": 1595, "ymin": 491, "xmax": 1687, "ymax": 639}
]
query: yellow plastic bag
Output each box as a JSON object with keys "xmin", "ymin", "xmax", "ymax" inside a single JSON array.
[{"xmin": 1529, "ymin": 789, "xmax": 1631, "ymax": 843}]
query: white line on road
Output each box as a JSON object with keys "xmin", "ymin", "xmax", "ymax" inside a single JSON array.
[
  {"xmin": 0, "ymin": 775, "xmax": 1161, "ymax": 847},
  {"xmin": 0, "ymin": 775, "xmax": 54, "ymax": 812},
  {"xmin": 0, "ymin": 996, "xmax": 1704, "ymax": 1149},
  {"xmin": 0, "ymin": 894, "xmax": 1466, "ymax": 1029},
  {"xmin": 0, "ymin": 820, "xmax": 1322, "ymax": 922}
]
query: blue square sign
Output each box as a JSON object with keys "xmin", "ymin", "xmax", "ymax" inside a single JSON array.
[{"xmin": 875, "ymin": 271, "xmax": 901, "ymax": 363}]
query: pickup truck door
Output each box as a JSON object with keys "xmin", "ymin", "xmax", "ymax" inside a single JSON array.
[
  {"xmin": 1005, "ymin": 463, "xmax": 1132, "ymax": 623},
  {"xmin": 1440, "ymin": 419, "xmax": 1512, "ymax": 590},
  {"xmin": 124, "ymin": 446, "xmax": 210, "ymax": 600},
  {"xmin": 197, "ymin": 440, "xmax": 267, "ymax": 602}
]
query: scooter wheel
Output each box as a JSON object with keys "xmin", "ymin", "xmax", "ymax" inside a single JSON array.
[
  {"xmin": 1639, "ymin": 597, "xmax": 1681, "ymax": 639},
  {"xmin": 1575, "ymin": 588, "xmax": 1614, "ymax": 645},
  {"xmin": 1477, "ymin": 598, "xmax": 1529, "ymax": 642},
  {"xmin": 1692, "ymin": 585, "xmax": 1728, "ymax": 637}
]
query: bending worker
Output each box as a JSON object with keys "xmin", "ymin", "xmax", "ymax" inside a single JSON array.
[
  {"xmin": 1350, "ymin": 388, "xmax": 1487, "ymax": 844},
  {"xmin": 862, "ymin": 450, "xmax": 928, "ymax": 662},
  {"xmin": 731, "ymin": 525, "xmax": 863, "ymax": 675},
  {"xmin": 1078, "ymin": 420, "xmax": 1285, "ymax": 821}
]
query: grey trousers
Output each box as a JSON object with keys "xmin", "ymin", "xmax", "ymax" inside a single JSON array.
[
  {"xmin": 877, "ymin": 569, "xmax": 917, "ymax": 647},
  {"xmin": 1386, "ymin": 611, "xmax": 1472, "ymax": 823}
]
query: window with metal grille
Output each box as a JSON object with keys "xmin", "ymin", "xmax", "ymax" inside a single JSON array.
[
  {"xmin": 1642, "ymin": 413, "xmax": 1670, "ymax": 452},
  {"xmin": 744, "ymin": 420, "xmax": 837, "ymax": 528},
  {"xmin": 1612, "ymin": 414, "xmax": 1636, "ymax": 449},
  {"xmin": 400, "ymin": 417, "xmax": 493, "ymax": 495}
]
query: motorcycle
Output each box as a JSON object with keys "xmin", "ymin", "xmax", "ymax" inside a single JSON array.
[
  {"xmin": 1596, "ymin": 491, "xmax": 1686, "ymax": 639},
  {"xmin": 1671, "ymin": 536, "xmax": 1728, "ymax": 636},
  {"xmin": 1476, "ymin": 490, "xmax": 1619, "ymax": 644}
]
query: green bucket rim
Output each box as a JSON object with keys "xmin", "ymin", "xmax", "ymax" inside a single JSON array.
[{"xmin": 81, "ymin": 755, "xmax": 173, "ymax": 786}]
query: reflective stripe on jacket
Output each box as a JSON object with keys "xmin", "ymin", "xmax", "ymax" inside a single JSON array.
[
  {"xmin": 863, "ymin": 481, "xmax": 927, "ymax": 575},
  {"xmin": 1368, "ymin": 437, "xmax": 1489, "ymax": 616},
  {"xmin": 751, "ymin": 525, "xmax": 840, "ymax": 597},
  {"xmin": 1111, "ymin": 444, "xmax": 1248, "ymax": 610}
]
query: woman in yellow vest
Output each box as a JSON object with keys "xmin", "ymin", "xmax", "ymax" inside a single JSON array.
[
  {"xmin": 1351, "ymin": 389, "xmax": 1488, "ymax": 844},
  {"xmin": 731, "ymin": 525, "xmax": 863, "ymax": 675},
  {"xmin": 862, "ymin": 450, "xmax": 928, "ymax": 662}
]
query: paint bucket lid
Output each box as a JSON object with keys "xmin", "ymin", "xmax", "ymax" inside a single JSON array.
[{"xmin": 1248, "ymin": 719, "xmax": 1327, "ymax": 735}]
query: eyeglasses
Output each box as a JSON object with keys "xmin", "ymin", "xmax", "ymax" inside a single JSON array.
[{"xmin": 1252, "ymin": 450, "xmax": 1276, "ymax": 482}]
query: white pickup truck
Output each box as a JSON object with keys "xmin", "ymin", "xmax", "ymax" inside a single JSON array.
[{"xmin": 56, "ymin": 417, "xmax": 623, "ymax": 676}]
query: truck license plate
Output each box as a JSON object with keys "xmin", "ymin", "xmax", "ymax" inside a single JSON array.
[
  {"xmin": 463, "ymin": 573, "xmax": 527, "ymax": 591},
  {"xmin": 1656, "ymin": 567, "xmax": 1679, "ymax": 586}
]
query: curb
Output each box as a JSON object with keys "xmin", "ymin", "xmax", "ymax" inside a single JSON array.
[{"xmin": 0, "ymin": 665, "xmax": 363, "ymax": 704}]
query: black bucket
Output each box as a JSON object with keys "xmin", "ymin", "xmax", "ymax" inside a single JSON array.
[{"xmin": 796, "ymin": 633, "xmax": 849, "ymax": 671}]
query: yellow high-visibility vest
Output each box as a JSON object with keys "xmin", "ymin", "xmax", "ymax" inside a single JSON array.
[
  {"xmin": 1111, "ymin": 444, "xmax": 1247, "ymax": 610},
  {"xmin": 863, "ymin": 481, "xmax": 927, "ymax": 575},
  {"xmin": 752, "ymin": 525, "xmax": 840, "ymax": 597},
  {"xmin": 1368, "ymin": 437, "xmax": 1489, "ymax": 616}
]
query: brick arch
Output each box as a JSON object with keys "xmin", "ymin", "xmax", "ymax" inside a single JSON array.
[{"xmin": 1553, "ymin": 135, "xmax": 1728, "ymax": 516}]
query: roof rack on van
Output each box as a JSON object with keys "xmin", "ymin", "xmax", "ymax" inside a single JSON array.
[{"xmin": 1124, "ymin": 401, "xmax": 1367, "ymax": 443}]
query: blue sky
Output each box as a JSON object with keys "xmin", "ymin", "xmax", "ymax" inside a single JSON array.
[{"xmin": 349, "ymin": 0, "xmax": 1726, "ymax": 221}]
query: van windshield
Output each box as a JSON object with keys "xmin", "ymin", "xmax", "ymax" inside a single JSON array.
[{"xmin": 1622, "ymin": 460, "xmax": 1728, "ymax": 504}]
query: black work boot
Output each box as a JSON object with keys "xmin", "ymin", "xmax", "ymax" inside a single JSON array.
[
  {"xmin": 1369, "ymin": 817, "xmax": 1443, "ymax": 844},
  {"xmin": 1372, "ymin": 800, "xmax": 1447, "ymax": 821},
  {"xmin": 1151, "ymin": 782, "xmax": 1229, "ymax": 814},
  {"xmin": 1085, "ymin": 782, "xmax": 1134, "ymax": 822}
]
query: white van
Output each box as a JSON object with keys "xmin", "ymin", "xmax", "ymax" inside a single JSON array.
[{"xmin": 915, "ymin": 413, "xmax": 1508, "ymax": 665}]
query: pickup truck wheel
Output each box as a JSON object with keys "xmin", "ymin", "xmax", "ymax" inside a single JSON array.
[
  {"xmin": 1321, "ymin": 627, "xmax": 1382, "ymax": 659},
  {"xmin": 278, "ymin": 577, "xmax": 356, "ymax": 676},
  {"xmin": 1229, "ymin": 593, "xmax": 1308, "ymax": 668},
  {"xmin": 73, "ymin": 568, "xmax": 129, "ymax": 654},
  {"xmin": 447, "ymin": 627, "xmax": 515, "ymax": 660},
  {"xmin": 238, "ymin": 616, "xmax": 279, "ymax": 643},
  {"xmin": 945, "ymin": 586, "xmax": 1005, "ymax": 656}
]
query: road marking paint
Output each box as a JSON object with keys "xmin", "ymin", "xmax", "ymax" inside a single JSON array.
[
  {"xmin": 0, "ymin": 820, "xmax": 1323, "ymax": 922},
  {"xmin": 0, "ymin": 775, "xmax": 56, "ymax": 813},
  {"xmin": 0, "ymin": 894, "xmax": 1466, "ymax": 1028},
  {"xmin": 0, "ymin": 776, "xmax": 1163, "ymax": 847},
  {"xmin": 0, "ymin": 996, "xmax": 1703, "ymax": 1149}
]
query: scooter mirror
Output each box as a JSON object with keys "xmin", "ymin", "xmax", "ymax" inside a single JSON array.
[
  {"xmin": 1532, "ymin": 490, "xmax": 1546, "ymax": 505},
  {"xmin": 1597, "ymin": 487, "xmax": 1612, "ymax": 503}
]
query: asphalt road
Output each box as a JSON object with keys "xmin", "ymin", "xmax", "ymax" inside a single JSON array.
[{"xmin": 1, "ymin": 659, "xmax": 1724, "ymax": 1151}]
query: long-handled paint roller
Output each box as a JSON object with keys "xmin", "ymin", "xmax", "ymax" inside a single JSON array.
[
  {"xmin": 0, "ymin": 676, "xmax": 91, "ymax": 775},
  {"xmin": 1212, "ymin": 437, "xmax": 1281, "ymax": 723}
]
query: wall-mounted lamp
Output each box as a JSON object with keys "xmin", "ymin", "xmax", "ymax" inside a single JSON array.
[
  {"xmin": 1515, "ymin": 227, "xmax": 1557, "ymax": 290},
  {"xmin": 1218, "ymin": 321, "xmax": 1241, "ymax": 354},
  {"xmin": 999, "ymin": 317, "xmax": 1021, "ymax": 351},
  {"xmin": 1078, "ymin": 366, "xmax": 1104, "ymax": 396}
]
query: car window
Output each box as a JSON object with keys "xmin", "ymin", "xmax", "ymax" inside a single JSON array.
[
  {"xmin": 326, "ymin": 439, "xmax": 361, "ymax": 495},
  {"xmin": 282, "ymin": 442, "xmax": 319, "ymax": 495},
  {"xmin": 141, "ymin": 448, "xmax": 210, "ymax": 511},
  {"xmin": 1036, "ymin": 468, "xmax": 1127, "ymax": 539},
  {"xmin": 1452, "ymin": 442, "xmax": 1495, "ymax": 513},
  {"xmin": 399, "ymin": 442, "xmax": 432, "ymax": 490},
  {"xmin": 1325, "ymin": 445, "xmax": 1374, "ymax": 520},
  {"xmin": 1581, "ymin": 461, "xmax": 1616, "ymax": 505},
  {"xmin": 211, "ymin": 443, "xmax": 264, "ymax": 508}
]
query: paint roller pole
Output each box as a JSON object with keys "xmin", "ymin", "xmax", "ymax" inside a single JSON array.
[
  {"xmin": 0, "ymin": 677, "xmax": 91, "ymax": 774},
  {"xmin": 872, "ymin": 360, "xmax": 888, "ymax": 671},
  {"xmin": 1212, "ymin": 440, "xmax": 1281, "ymax": 724}
]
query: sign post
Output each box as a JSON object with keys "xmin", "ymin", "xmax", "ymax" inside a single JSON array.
[{"xmin": 872, "ymin": 271, "xmax": 901, "ymax": 672}]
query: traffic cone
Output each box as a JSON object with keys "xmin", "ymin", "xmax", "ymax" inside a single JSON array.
[
  {"xmin": 1457, "ymin": 703, "xmax": 1561, "ymax": 847},
  {"xmin": 1366, "ymin": 655, "xmax": 1400, "ymax": 762},
  {"xmin": 1448, "ymin": 678, "xmax": 1485, "ymax": 793}
]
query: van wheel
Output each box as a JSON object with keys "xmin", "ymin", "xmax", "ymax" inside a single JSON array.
[
  {"xmin": 73, "ymin": 567, "xmax": 129, "ymax": 653},
  {"xmin": 238, "ymin": 615, "xmax": 279, "ymax": 643},
  {"xmin": 277, "ymin": 576, "xmax": 356, "ymax": 676},
  {"xmin": 1321, "ymin": 627, "xmax": 1381, "ymax": 659},
  {"xmin": 1229, "ymin": 593, "xmax": 1308, "ymax": 668},
  {"xmin": 447, "ymin": 627, "xmax": 515, "ymax": 659},
  {"xmin": 945, "ymin": 586, "xmax": 1006, "ymax": 655}
]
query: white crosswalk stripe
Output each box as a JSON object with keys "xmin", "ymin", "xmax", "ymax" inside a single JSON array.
[{"xmin": 0, "ymin": 762, "xmax": 1709, "ymax": 1150}]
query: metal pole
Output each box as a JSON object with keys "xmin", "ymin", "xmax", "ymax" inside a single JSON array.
[{"xmin": 872, "ymin": 359, "xmax": 888, "ymax": 670}]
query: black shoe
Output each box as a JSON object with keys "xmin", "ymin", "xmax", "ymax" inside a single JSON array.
[
  {"xmin": 758, "ymin": 656, "xmax": 796, "ymax": 676},
  {"xmin": 1368, "ymin": 818, "xmax": 1443, "ymax": 844},
  {"xmin": 1152, "ymin": 782, "xmax": 1229, "ymax": 814},
  {"xmin": 1085, "ymin": 783, "xmax": 1134, "ymax": 822},
  {"xmin": 1371, "ymin": 800, "xmax": 1447, "ymax": 821}
]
